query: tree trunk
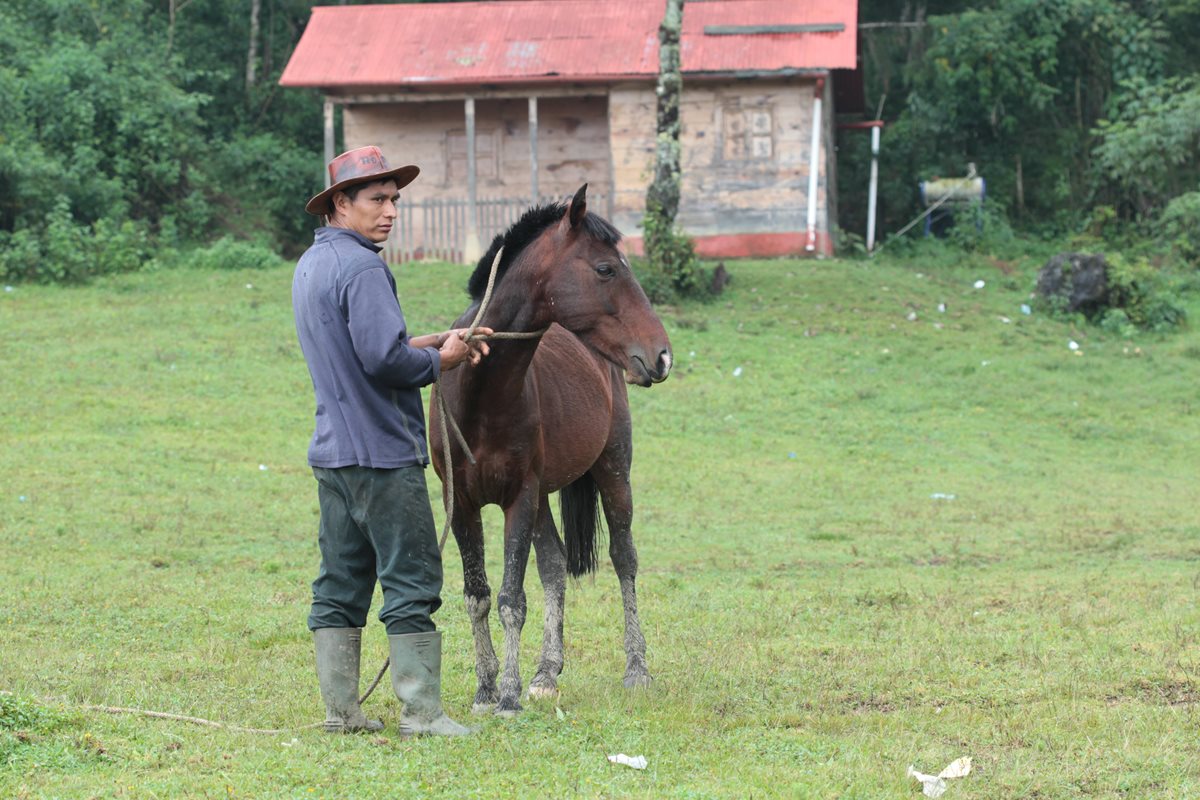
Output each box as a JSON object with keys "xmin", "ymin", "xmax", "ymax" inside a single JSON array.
[
  {"xmin": 246, "ymin": 0, "xmax": 261, "ymax": 89},
  {"xmin": 645, "ymin": 0, "xmax": 683, "ymax": 243}
]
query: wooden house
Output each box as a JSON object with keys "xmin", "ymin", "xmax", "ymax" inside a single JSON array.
[{"xmin": 280, "ymin": 0, "xmax": 861, "ymax": 262}]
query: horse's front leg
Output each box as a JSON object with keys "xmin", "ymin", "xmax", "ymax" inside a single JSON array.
[
  {"xmin": 453, "ymin": 505, "xmax": 500, "ymax": 713},
  {"xmin": 528, "ymin": 499, "xmax": 565, "ymax": 700},
  {"xmin": 595, "ymin": 467, "xmax": 651, "ymax": 689},
  {"xmin": 495, "ymin": 489, "xmax": 537, "ymax": 716}
]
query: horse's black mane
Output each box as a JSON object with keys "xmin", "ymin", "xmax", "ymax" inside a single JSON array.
[{"xmin": 467, "ymin": 201, "xmax": 622, "ymax": 300}]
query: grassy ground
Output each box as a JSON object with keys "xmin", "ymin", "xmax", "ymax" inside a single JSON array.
[{"xmin": 1, "ymin": 246, "xmax": 1198, "ymax": 798}]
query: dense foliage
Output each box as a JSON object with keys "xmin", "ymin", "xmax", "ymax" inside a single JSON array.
[
  {"xmin": 2, "ymin": 0, "xmax": 1199, "ymax": 290},
  {"xmin": 0, "ymin": 0, "xmax": 320, "ymax": 282},
  {"xmin": 844, "ymin": 0, "xmax": 1200, "ymax": 264}
]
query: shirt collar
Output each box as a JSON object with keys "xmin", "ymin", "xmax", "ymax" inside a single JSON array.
[{"xmin": 314, "ymin": 226, "xmax": 384, "ymax": 254}]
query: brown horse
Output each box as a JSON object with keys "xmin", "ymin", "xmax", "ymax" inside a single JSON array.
[{"xmin": 430, "ymin": 184, "xmax": 672, "ymax": 715}]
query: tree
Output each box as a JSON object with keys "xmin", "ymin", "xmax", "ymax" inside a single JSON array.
[{"xmin": 642, "ymin": 0, "xmax": 704, "ymax": 298}]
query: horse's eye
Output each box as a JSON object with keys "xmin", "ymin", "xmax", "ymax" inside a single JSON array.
[{"xmin": 595, "ymin": 264, "xmax": 616, "ymax": 278}]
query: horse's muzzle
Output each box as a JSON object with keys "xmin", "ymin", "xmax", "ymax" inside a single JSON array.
[{"xmin": 628, "ymin": 349, "xmax": 672, "ymax": 386}]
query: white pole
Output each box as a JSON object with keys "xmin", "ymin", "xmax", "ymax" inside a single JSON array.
[
  {"xmin": 805, "ymin": 79, "xmax": 824, "ymax": 252},
  {"xmin": 866, "ymin": 124, "xmax": 880, "ymax": 251},
  {"xmin": 323, "ymin": 99, "xmax": 335, "ymax": 185},
  {"xmin": 528, "ymin": 96, "xmax": 539, "ymax": 203},
  {"xmin": 463, "ymin": 97, "xmax": 482, "ymax": 264}
]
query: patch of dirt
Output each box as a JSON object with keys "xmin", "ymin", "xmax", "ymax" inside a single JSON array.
[
  {"xmin": 840, "ymin": 693, "xmax": 897, "ymax": 714},
  {"xmin": 1108, "ymin": 678, "xmax": 1198, "ymax": 706}
]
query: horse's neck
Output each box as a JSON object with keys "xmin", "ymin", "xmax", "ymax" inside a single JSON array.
[{"xmin": 462, "ymin": 275, "xmax": 548, "ymax": 403}]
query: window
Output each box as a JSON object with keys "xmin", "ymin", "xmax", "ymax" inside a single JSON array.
[{"xmin": 721, "ymin": 104, "xmax": 774, "ymax": 162}]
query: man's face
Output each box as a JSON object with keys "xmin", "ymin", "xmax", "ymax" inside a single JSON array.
[{"xmin": 330, "ymin": 179, "xmax": 399, "ymax": 243}]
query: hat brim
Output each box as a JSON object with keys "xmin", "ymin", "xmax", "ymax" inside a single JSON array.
[{"xmin": 305, "ymin": 165, "xmax": 420, "ymax": 216}]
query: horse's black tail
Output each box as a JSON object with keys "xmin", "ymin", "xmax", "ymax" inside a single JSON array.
[{"xmin": 560, "ymin": 472, "xmax": 604, "ymax": 578}]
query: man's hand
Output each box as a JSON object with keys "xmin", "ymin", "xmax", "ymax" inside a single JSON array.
[{"xmin": 437, "ymin": 327, "xmax": 493, "ymax": 370}]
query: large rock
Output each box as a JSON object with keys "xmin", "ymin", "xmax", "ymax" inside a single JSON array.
[{"xmin": 1036, "ymin": 253, "xmax": 1110, "ymax": 317}]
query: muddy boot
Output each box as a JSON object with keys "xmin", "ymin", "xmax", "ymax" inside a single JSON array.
[
  {"xmin": 388, "ymin": 631, "xmax": 473, "ymax": 736},
  {"xmin": 314, "ymin": 628, "xmax": 383, "ymax": 733}
]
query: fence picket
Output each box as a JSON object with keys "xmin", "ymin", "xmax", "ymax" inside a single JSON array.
[{"xmin": 385, "ymin": 194, "xmax": 605, "ymax": 265}]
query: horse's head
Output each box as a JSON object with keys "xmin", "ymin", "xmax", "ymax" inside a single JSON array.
[
  {"xmin": 538, "ymin": 185, "xmax": 672, "ymax": 386},
  {"xmin": 472, "ymin": 185, "xmax": 672, "ymax": 386}
]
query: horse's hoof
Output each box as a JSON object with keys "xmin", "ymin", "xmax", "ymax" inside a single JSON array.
[
  {"xmin": 472, "ymin": 688, "xmax": 498, "ymax": 714},
  {"xmin": 494, "ymin": 697, "xmax": 523, "ymax": 717},
  {"xmin": 527, "ymin": 684, "xmax": 559, "ymax": 701},
  {"xmin": 623, "ymin": 673, "xmax": 653, "ymax": 690}
]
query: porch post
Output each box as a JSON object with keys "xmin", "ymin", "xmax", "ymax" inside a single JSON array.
[
  {"xmin": 323, "ymin": 99, "xmax": 335, "ymax": 185},
  {"xmin": 463, "ymin": 96, "xmax": 482, "ymax": 264},
  {"xmin": 529, "ymin": 96, "xmax": 539, "ymax": 203}
]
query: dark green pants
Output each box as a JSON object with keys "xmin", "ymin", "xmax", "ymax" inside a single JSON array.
[{"xmin": 307, "ymin": 465, "xmax": 443, "ymax": 635}]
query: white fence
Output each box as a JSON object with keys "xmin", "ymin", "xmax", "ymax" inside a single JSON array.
[{"xmin": 382, "ymin": 194, "xmax": 606, "ymax": 265}]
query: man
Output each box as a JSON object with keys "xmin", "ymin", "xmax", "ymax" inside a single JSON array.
[{"xmin": 292, "ymin": 145, "xmax": 489, "ymax": 736}]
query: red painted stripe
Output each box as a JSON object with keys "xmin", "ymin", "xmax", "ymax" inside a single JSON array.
[{"xmin": 624, "ymin": 231, "xmax": 833, "ymax": 260}]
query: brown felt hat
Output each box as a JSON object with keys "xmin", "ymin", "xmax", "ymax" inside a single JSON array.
[{"xmin": 305, "ymin": 146, "xmax": 420, "ymax": 216}]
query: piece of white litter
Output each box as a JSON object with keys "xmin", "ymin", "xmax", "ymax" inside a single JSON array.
[
  {"xmin": 937, "ymin": 303, "xmax": 946, "ymax": 313},
  {"xmin": 999, "ymin": 316, "xmax": 1011, "ymax": 324},
  {"xmin": 259, "ymin": 464, "xmax": 269, "ymax": 471},
  {"xmin": 246, "ymin": 283, "xmax": 254, "ymax": 289},
  {"xmin": 930, "ymin": 493, "xmax": 956, "ymax": 501},
  {"xmin": 732, "ymin": 366, "xmax": 743, "ymax": 378},
  {"xmin": 689, "ymin": 351, "xmax": 696, "ymax": 358},
  {"xmin": 906, "ymin": 311, "xmax": 918, "ymax": 322},
  {"xmin": 281, "ymin": 738, "xmax": 299, "ymax": 748},
  {"xmin": 4, "ymin": 286, "xmax": 13, "ymax": 292},
  {"xmin": 1020, "ymin": 304, "xmax": 1032, "ymax": 315},
  {"xmin": 1068, "ymin": 340, "xmax": 1080, "ymax": 351},
  {"xmin": 607, "ymin": 754, "xmax": 647, "ymax": 770},
  {"xmin": 973, "ymin": 280, "xmax": 985, "ymax": 289},
  {"xmin": 908, "ymin": 757, "xmax": 972, "ymax": 798}
]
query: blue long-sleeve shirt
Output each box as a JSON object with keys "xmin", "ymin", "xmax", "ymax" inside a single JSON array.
[{"xmin": 292, "ymin": 227, "xmax": 441, "ymax": 468}]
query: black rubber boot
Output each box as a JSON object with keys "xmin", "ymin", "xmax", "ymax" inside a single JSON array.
[
  {"xmin": 313, "ymin": 628, "xmax": 384, "ymax": 733},
  {"xmin": 388, "ymin": 631, "xmax": 473, "ymax": 736}
]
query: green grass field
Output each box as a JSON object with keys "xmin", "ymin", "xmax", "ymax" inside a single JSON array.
[{"xmin": 1, "ymin": 249, "xmax": 1198, "ymax": 798}]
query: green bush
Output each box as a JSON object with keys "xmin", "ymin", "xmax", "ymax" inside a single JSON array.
[
  {"xmin": 1156, "ymin": 191, "xmax": 1200, "ymax": 267},
  {"xmin": 641, "ymin": 199, "xmax": 708, "ymax": 303},
  {"xmin": 0, "ymin": 198, "xmax": 153, "ymax": 284},
  {"xmin": 185, "ymin": 236, "xmax": 287, "ymax": 272},
  {"xmin": 1104, "ymin": 254, "xmax": 1188, "ymax": 332}
]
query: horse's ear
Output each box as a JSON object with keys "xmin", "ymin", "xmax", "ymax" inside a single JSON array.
[{"xmin": 568, "ymin": 184, "xmax": 588, "ymax": 228}]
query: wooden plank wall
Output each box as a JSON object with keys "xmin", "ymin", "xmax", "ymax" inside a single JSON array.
[
  {"xmin": 343, "ymin": 96, "xmax": 612, "ymax": 204},
  {"xmin": 608, "ymin": 77, "xmax": 829, "ymax": 244}
]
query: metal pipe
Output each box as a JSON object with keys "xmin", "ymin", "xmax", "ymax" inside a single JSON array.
[
  {"xmin": 867, "ymin": 124, "xmax": 880, "ymax": 251},
  {"xmin": 805, "ymin": 76, "xmax": 826, "ymax": 253}
]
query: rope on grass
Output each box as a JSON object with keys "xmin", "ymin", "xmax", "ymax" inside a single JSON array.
[{"xmin": 81, "ymin": 704, "xmax": 323, "ymax": 735}]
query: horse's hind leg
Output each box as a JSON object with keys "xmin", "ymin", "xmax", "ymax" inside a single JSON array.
[
  {"xmin": 592, "ymin": 458, "xmax": 652, "ymax": 689},
  {"xmin": 528, "ymin": 500, "xmax": 565, "ymax": 699},
  {"xmin": 454, "ymin": 506, "xmax": 500, "ymax": 713}
]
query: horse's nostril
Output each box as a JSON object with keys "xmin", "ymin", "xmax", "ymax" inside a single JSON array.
[{"xmin": 657, "ymin": 350, "xmax": 673, "ymax": 377}]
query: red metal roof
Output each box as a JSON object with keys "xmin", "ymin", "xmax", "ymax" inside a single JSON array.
[
  {"xmin": 682, "ymin": 1, "xmax": 857, "ymax": 74},
  {"xmin": 280, "ymin": 1, "xmax": 857, "ymax": 90}
]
